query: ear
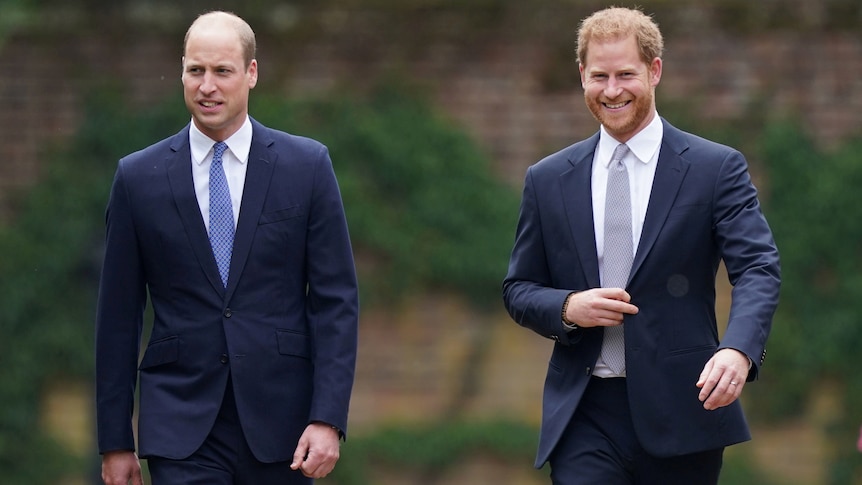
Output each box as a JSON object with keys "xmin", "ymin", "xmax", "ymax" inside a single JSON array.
[
  {"xmin": 649, "ymin": 57, "xmax": 662, "ymax": 87},
  {"xmin": 247, "ymin": 59, "xmax": 259, "ymax": 89},
  {"xmin": 579, "ymin": 63, "xmax": 586, "ymax": 89}
]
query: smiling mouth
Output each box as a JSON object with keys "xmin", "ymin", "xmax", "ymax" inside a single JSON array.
[
  {"xmin": 200, "ymin": 101, "xmax": 220, "ymax": 108},
  {"xmin": 603, "ymin": 101, "xmax": 630, "ymax": 109}
]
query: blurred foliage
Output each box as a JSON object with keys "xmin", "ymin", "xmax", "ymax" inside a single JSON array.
[
  {"xmin": 4, "ymin": 85, "xmax": 862, "ymax": 485},
  {"xmin": 0, "ymin": 0, "xmax": 34, "ymax": 40},
  {"xmin": 10, "ymin": 0, "xmax": 862, "ymax": 44},
  {"xmin": 3, "ymin": 81, "xmax": 862, "ymax": 485},
  {"xmin": 712, "ymin": 0, "xmax": 862, "ymax": 32},
  {"xmin": 748, "ymin": 122, "xmax": 862, "ymax": 483},
  {"xmin": 661, "ymin": 101, "xmax": 862, "ymax": 482},
  {"xmin": 719, "ymin": 452, "xmax": 784, "ymax": 485},
  {"xmin": 0, "ymin": 80, "xmax": 517, "ymax": 481},
  {"xmin": 0, "ymin": 86, "xmax": 183, "ymax": 483},
  {"xmin": 250, "ymin": 83, "xmax": 519, "ymax": 308},
  {"xmin": 323, "ymin": 418, "xmax": 781, "ymax": 485},
  {"xmin": 328, "ymin": 419, "xmax": 539, "ymax": 484},
  {"xmin": 2, "ymin": 0, "xmax": 862, "ymax": 480}
]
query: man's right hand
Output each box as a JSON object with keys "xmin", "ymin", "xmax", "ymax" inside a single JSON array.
[
  {"xmin": 101, "ymin": 450, "xmax": 143, "ymax": 485},
  {"xmin": 565, "ymin": 287, "xmax": 639, "ymax": 328}
]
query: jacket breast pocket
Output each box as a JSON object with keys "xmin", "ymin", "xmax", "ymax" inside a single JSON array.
[
  {"xmin": 665, "ymin": 203, "xmax": 709, "ymax": 221},
  {"xmin": 259, "ymin": 206, "xmax": 303, "ymax": 225},
  {"xmin": 139, "ymin": 336, "xmax": 179, "ymax": 369}
]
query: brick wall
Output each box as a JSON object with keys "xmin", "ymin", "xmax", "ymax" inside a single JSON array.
[
  {"xmin": 3, "ymin": 5, "xmax": 861, "ymax": 212},
  {"xmin": 5, "ymin": 5, "xmax": 859, "ymax": 482}
]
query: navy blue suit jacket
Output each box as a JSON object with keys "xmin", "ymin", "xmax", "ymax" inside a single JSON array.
[
  {"xmin": 503, "ymin": 119, "xmax": 780, "ymax": 467},
  {"xmin": 95, "ymin": 119, "xmax": 359, "ymax": 462}
]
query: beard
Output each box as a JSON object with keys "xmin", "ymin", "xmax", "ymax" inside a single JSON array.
[{"xmin": 584, "ymin": 89, "xmax": 654, "ymax": 140}]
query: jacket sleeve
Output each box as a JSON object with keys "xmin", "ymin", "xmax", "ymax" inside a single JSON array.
[
  {"xmin": 304, "ymin": 146, "xmax": 360, "ymax": 437},
  {"xmin": 712, "ymin": 149, "xmax": 781, "ymax": 380},
  {"xmin": 94, "ymin": 162, "xmax": 147, "ymax": 453},
  {"xmin": 502, "ymin": 166, "xmax": 579, "ymax": 346}
]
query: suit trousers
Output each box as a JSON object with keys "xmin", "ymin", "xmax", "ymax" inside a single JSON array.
[
  {"xmin": 548, "ymin": 376, "xmax": 723, "ymax": 485},
  {"xmin": 147, "ymin": 376, "xmax": 311, "ymax": 485}
]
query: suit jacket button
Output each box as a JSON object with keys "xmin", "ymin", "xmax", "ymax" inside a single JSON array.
[
  {"xmin": 220, "ymin": 354, "xmax": 229, "ymax": 364},
  {"xmin": 585, "ymin": 367, "xmax": 592, "ymax": 376},
  {"xmin": 224, "ymin": 309, "xmax": 232, "ymax": 318}
]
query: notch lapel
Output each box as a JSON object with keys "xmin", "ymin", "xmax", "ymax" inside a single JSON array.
[
  {"xmin": 166, "ymin": 128, "xmax": 227, "ymax": 295},
  {"xmin": 224, "ymin": 123, "xmax": 275, "ymax": 300},
  {"xmin": 630, "ymin": 127, "xmax": 689, "ymax": 281},
  {"xmin": 560, "ymin": 138, "xmax": 602, "ymax": 289}
]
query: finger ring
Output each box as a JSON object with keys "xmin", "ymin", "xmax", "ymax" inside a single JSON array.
[{"xmin": 730, "ymin": 381, "xmax": 738, "ymax": 385}]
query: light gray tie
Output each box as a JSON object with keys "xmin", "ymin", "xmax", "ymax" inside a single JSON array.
[{"xmin": 601, "ymin": 143, "xmax": 632, "ymax": 374}]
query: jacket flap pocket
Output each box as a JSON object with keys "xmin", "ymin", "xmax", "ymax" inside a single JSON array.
[
  {"xmin": 139, "ymin": 336, "xmax": 179, "ymax": 369},
  {"xmin": 276, "ymin": 329, "xmax": 311, "ymax": 359}
]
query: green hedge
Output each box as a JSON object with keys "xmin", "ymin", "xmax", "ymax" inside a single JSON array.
[
  {"xmin": 4, "ymin": 79, "xmax": 862, "ymax": 483},
  {"xmin": 751, "ymin": 122, "xmax": 862, "ymax": 484},
  {"xmin": 251, "ymin": 82, "xmax": 519, "ymax": 309},
  {"xmin": 0, "ymin": 88, "xmax": 183, "ymax": 484},
  {"xmin": 328, "ymin": 419, "xmax": 539, "ymax": 485},
  {"xmin": 0, "ymin": 81, "xmax": 519, "ymax": 482}
]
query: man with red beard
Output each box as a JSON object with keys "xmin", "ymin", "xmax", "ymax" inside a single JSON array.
[{"xmin": 502, "ymin": 7, "xmax": 780, "ymax": 484}]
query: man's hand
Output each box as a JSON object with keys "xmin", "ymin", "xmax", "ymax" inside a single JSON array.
[
  {"xmin": 565, "ymin": 288, "xmax": 639, "ymax": 328},
  {"xmin": 291, "ymin": 422, "xmax": 341, "ymax": 478},
  {"xmin": 101, "ymin": 450, "xmax": 143, "ymax": 485},
  {"xmin": 696, "ymin": 348, "xmax": 750, "ymax": 410}
]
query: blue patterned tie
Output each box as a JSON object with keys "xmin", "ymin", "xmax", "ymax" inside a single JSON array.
[
  {"xmin": 209, "ymin": 141, "xmax": 234, "ymax": 288},
  {"xmin": 601, "ymin": 143, "xmax": 632, "ymax": 374}
]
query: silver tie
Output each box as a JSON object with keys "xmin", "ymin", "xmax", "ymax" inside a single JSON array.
[{"xmin": 601, "ymin": 143, "xmax": 632, "ymax": 374}]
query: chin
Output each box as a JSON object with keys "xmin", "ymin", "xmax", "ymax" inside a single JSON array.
[{"xmin": 598, "ymin": 114, "xmax": 632, "ymax": 133}]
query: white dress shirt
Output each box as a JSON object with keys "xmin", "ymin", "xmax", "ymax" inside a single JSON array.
[
  {"xmin": 190, "ymin": 117, "xmax": 253, "ymax": 231},
  {"xmin": 590, "ymin": 112, "xmax": 663, "ymax": 377}
]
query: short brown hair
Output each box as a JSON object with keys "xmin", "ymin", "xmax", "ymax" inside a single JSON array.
[
  {"xmin": 576, "ymin": 7, "xmax": 663, "ymax": 66},
  {"xmin": 184, "ymin": 11, "xmax": 257, "ymax": 69}
]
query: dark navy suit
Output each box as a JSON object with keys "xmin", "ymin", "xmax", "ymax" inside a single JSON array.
[
  {"xmin": 95, "ymin": 118, "xmax": 359, "ymax": 464},
  {"xmin": 503, "ymin": 119, "xmax": 779, "ymax": 470}
]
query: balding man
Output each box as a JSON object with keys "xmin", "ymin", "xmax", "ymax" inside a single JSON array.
[{"xmin": 95, "ymin": 11, "xmax": 359, "ymax": 485}]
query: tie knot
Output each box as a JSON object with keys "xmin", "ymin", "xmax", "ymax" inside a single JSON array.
[
  {"xmin": 213, "ymin": 142, "xmax": 228, "ymax": 163},
  {"xmin": 612, "ymin": 143, "xmax": 630, "ymax": 163}
]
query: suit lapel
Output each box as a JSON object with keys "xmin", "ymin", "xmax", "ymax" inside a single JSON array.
[
  {"xmin": 166, "ymin": 127, "xmax": 226, "ymax": 295},
  {"xmin": 225, "ymin": 120, "xmax": 275, "ymax": 299},
  {"xmin": 560, "ymin": 135, "xmax": 602, "ymax": 289},
  {"xmin": 630, "ymin": 122, "xmax": 690, "ymax": 280}
]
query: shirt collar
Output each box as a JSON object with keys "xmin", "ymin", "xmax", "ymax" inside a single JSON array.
[
  {"xmin": 189, "ymin": 116, "xmax": 253, "ymax": 165},
  {"xmin": 598, "ymin": 112, "xmax": 663, "ymax": 168}
]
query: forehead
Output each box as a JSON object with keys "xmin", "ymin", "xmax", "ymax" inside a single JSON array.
[
  {"xmin": 184, "ymin": 25, "xmax": 244, "ymax": 64},
  {"xmin": 583, "ymin": 35, "xmax": 643, "ymax": 70}
]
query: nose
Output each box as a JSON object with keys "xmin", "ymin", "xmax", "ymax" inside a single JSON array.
[
  {"xmin": 604, "ymin": 77, "xmax": 623, "ymax": 98},
  {"xmin": 199, "ymin": 72, "xmax": 217, "ymax": 94}
]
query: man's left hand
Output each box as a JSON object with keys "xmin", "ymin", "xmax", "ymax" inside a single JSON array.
[
  {"xmin": 696, "ymin": 348, "xmax": 749, "ymax": 410},
  {"xmin": 290, "ymin": 422, "xmax": 341, "ymax": 478}
]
